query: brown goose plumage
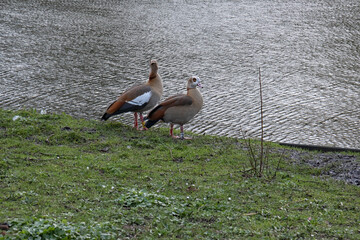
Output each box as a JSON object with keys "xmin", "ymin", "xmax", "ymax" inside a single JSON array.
[
  {"xmin": 101, "ymin": 60, "xmax": 163, "ymax": 129},
  {"xmin": 144, "ymin": 76, "xmax": 203, "ymax": 139}
]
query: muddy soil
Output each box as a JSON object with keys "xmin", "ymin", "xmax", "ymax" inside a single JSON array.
[{"xmin": 284, "ymin": 149, "xmax": 360, "ymax": 186}]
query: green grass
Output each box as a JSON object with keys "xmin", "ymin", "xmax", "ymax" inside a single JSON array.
[{"xmin": 1, "ymin": 108, "xmax": 359, "ymax": 239}]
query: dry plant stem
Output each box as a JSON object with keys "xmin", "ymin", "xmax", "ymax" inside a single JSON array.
[
  {"xmin": 169, "ymin": 148, "xmax": 173, "ymax": 160},
  {"xmin": 241, "ymin": 129, "xmax": 256, "ymax": 174},
  {"xmin": 271, "ymin": 150, "xmax": 285, "ymax": 179},
  {"xmin": 248, "ymin": 138, "xmax": 257, "ymax": 174},
  {"xmin": 239, "ymin": 68, "xmax": 283, "ymax": 179},
  {"xmin": 264, "ymin": 146, "xmax": 270, "ymax": 175},
  {"xmin": 259, "ymin": 67, "xmax": 264, "ymax": 176},
  {"xmin": 240, "ymin": 68, "xmax": 269, "ymax": 178}
]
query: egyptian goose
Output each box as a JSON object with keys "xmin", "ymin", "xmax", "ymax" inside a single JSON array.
[
  {"xmin": 144, "ymin": 76, "xmax": 203, "ymax": 139},
  {"xmin": 101, "ymin": 60, "xmax": 163, "ymax": 129}
]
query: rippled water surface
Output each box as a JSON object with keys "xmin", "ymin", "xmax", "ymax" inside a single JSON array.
[{"xmin": 1, "ymin": 1, "xmax": 359, "ymax": 148}]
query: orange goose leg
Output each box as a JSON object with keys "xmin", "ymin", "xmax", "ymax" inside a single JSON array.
[
  {"xmin": 170, "ymin": 124, "xmax": 174, "ymax": 138},
  {"xmin": 139, "ymin": 113, "xmax": 148, "ymax": 130},
  {"xmin": 133, "ymin": 112, "xmax": 138, "ymax": 130},
  {"xmin": 170, "ymin": 124, "xmax": 192, "ymax": 140},
  {"xmin": 180, "ymin": 125, "xmax": 192, "ymax": 140},
  {"xmin": 180, "ymin": 125, "xmax": 184, "ymax": 139}
]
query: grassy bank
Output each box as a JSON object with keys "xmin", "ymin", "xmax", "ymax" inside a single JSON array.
[{"xmin": 1, "ymin": 108, "xmax": 359, "ymax": 239}]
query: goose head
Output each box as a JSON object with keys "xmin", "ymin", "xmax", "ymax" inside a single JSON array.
[
  {"xmin": 150, "ymin": 59, "xmax": 158, "ymax": 73},
  {"xmin": 187, "ymin": 76, "xmax": 202, "ymax": 89}
]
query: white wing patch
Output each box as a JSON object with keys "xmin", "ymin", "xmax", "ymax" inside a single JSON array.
[{"xmin": 127, "ymin": 91, "xmax": 152, "ymax": 106}]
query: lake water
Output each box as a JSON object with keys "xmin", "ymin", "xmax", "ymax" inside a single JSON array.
[{"xmin": 1, "ymin": 0, "xmax": 359, "ymax": 149}]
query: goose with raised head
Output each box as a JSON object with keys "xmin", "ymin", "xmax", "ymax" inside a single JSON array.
[
  {"xmin": 144, "ymin": 76, "xmax": 203, "ymax": 139},
  {"xmin": 101, "ymin": 60, "xmax": 163, "ymax": 130}
]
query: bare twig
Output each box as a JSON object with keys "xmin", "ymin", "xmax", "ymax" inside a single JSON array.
[
  {"xmin": 270, "ymin": 149, "xmax": 285, "ymax": 180},
  {"xmin": 259, "ymin": 67, "xmax": 264, "ymax": 176},
  {"xmin": 169, "ymin": 148, "xmax": 173, "ymax": 159},
  {"xmin": 239, "ymin": 67, "xmax": 283, "ymax": 179},
  {"xmin": 240, "ymin": 129, "xmax": 256, "ymax": 172}
]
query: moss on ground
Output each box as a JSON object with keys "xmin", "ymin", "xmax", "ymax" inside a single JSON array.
[{"xmin": 1, "ymin": 108, "xmax": 359, "ymax": 239}]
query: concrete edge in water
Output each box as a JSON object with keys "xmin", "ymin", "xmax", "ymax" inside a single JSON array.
[{"xmin": 277, "ymin": 142, "xmax": 360, "ymax": 153}]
